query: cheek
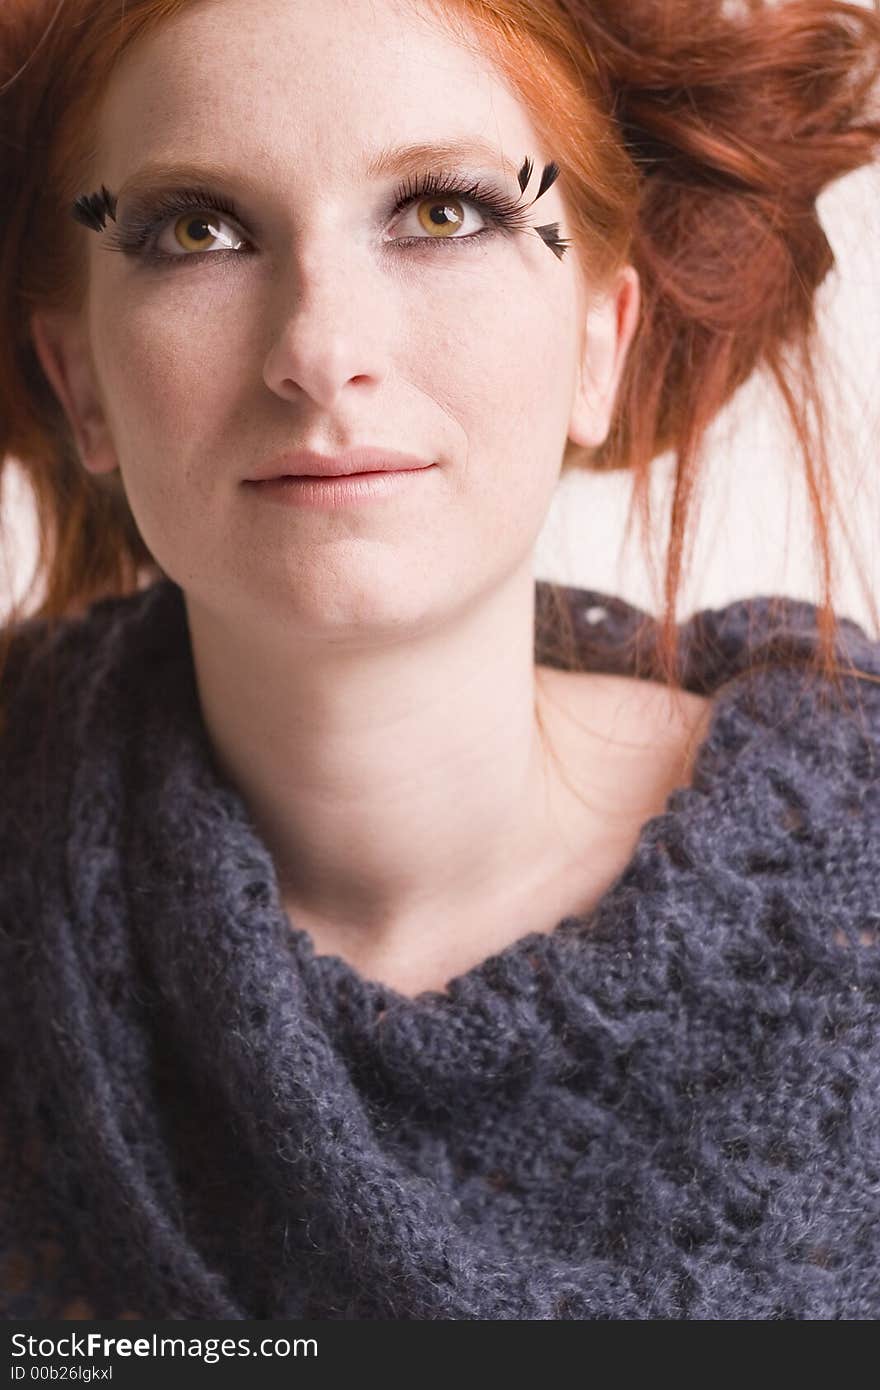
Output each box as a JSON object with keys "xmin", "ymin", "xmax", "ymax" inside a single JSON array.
[
  {"xmin": 415, "ymin": 280, "xmax": 579, "ymax": 496},
  {"xmin": 91, "ymin": 280, "xmax": 249, "ymax": 449},
  {"xmin": 473, "ymin": 263, "xmax": 577, "ymax": 410}
]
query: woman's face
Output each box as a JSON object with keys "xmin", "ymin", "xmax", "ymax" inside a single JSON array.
[{"xmin": 53, "ymin": 0, "xmax": 617, "ymax": 637}]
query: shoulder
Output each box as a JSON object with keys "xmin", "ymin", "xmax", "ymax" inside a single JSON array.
[{"xmin": 537, "ymin": 664, "xmax": 716, "ymax": 797}]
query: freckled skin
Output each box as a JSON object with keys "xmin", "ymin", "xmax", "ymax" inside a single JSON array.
[{"xmin": 32, "ymin": 0, "xmax": 643, "ymax": 989}]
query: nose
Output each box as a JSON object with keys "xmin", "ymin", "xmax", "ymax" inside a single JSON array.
[{"xmin": 262, "ymin": 241, "xmax": 392, "ymax": 410}]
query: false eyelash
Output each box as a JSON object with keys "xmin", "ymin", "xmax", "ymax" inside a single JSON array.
[
  {"xmin": 91, "ymin": 187, "xmax": 249, "ymax": 263},
  {"xmin": 71, "ymin": 157, "xmax": 571, "ymax": 262},
  {"xmin": 396, "ymin": 170, "xmax": 536, "ymax": 241}
]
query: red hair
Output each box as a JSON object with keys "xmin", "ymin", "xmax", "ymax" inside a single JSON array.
[{"xmin": 2, "ymin": 0, "xmax": 879, "ymax": 713}]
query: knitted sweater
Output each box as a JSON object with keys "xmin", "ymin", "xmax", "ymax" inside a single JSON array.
[{"xmin": 0, "ymin": 575, "xmax": 878, "ymax": 1320}]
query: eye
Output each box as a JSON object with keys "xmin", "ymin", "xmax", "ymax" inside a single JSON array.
[
  {"xmin": 386, "ymin": 193, "xmax": 489, "ymax": 244},
  {"xmin": 157, "ymin": 210, "xmax": 248, "ymax": 259},
  {"xmin": 382, "ymin": 170, "xmax": 538, "ymax": 249}
]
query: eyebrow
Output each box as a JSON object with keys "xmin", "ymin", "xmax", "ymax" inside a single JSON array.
[
  {"xmin": 368, "ymin": 138, "xmax": 521, "ymax": 181},
  {"xmin": 114, "ymin": 138, "xmax": 523, "ymax": 210}
]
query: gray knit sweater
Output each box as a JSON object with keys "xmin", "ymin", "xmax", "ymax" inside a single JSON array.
[{"xmin": 0, "ymin": 576, "xmax": 878, "ymax": 1320}]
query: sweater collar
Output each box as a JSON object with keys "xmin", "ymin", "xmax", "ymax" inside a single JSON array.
[{"xmin": 63, "ymin": 574, "xmax": 874, "ymax": 1114}]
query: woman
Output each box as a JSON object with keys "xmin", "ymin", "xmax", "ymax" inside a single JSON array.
[{"xmin": 1, "ymin": 0, "xmax": 879, "ymax": 1320}]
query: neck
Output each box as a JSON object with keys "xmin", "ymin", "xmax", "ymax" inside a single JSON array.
[{"xmin": 181, "ymin": 566, "xmax": 661, "ymax": 979}]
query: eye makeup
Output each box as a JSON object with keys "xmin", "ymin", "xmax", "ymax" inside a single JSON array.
[{"xmin": 70, "ymin": 156, "xmax": 571, "ymax": 264}]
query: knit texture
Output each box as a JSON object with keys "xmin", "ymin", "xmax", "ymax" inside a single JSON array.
[{"xmin": 1, "ymin": 576, "xmax": 878, "ymax": 1320}]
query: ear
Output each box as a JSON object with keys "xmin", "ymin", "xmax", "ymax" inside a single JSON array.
[
  {"xmin": 567, "ymin": 265, "xmax": 640, "ymax": 450},
  {"xmin": 29, "ymin": 310, "xmax": 119, "ymax": 476}
]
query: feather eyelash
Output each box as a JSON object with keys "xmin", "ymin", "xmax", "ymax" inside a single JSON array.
[
  {"xmin": 71, "ymin": 184, "xmax": 117, "ymax": 232},
  {"xmin": 514, "ymin": 156, "xmax": 570, "ymax": 259}
]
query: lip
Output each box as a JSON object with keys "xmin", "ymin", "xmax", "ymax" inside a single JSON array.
[
  {"xmin": 243, "ymin": 447, "xmax": 436, "ymax": 481},
  {"xmin": 243, "ymin": 469, "xmax": 434, "ymax": 510}
]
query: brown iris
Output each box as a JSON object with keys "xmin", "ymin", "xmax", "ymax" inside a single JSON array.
[
  {"xmin": 416, "ymin": 197, "xmax": 466, "ymax": 237},
  {"xmin": 172, "ymin": 214, "xmax": 225, "ymax": 253}
]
